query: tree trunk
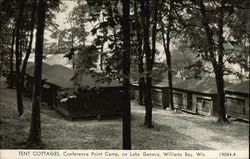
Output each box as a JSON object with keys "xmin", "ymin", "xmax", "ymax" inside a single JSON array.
[
  {"xmin": 135, "ymin": 0, "xmax": 145, "ymax": 105},
  {"xmin": 9, "ymin": 27, "xmax": 16, "ymax": 88},
  {"xmin": 150, "ymin": 0, "xmax": 159, "ymax": 68},
  {"xmin": 0, "ymin": 17, "xmax": 2, "ymax": 77},
  {"xmin": 247, "ymin": 1, "xmax": 250, "ymax": 73},
  {"xmin": 0, "ymin": 2, "xmax": 2, "ymax": 77},
  {"xmin": 122, "ymin": 0, "xmax": 131, "ymax": 149},
  {"xmin": 199, "ymin": 0, "xmax": 227, "ymax": 123},
  {"xmin": 21, "ymin": 0, "xmax": 37, "ymax": 90},
  {"xmin": 26, "ymin": 0, "xmax": 46, "ymax": 147},
  {"xmin": 161, "ymin": 0, "xmax": 174, "ymax": 110},
  {"xmin": 216, "ymin": 0, "xmax": 227, "ymax": 123},
  {"xmin": 143, "ymin": 0, "xmax": 159, "ymax": 128},
  {"xmin": 15, "ymin": 0, "xmax": 25, "ymax": 116},
  {"xmin": 100, "ymin": 13, "xmax": 106, "ymax": 71},
  {"xmin": 138, "ymin": 75, "xmax": 145, "ymax": 105}
]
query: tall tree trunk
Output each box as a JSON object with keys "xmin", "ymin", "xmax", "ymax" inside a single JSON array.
[
  {"xmin": 15, "ymin": 0, "xmax": 25, "ymax": 116},
  {"xmin": 100, "ymin": 13, "xmax": 105, "ymax": 71},
  {"xmin": 0, "ymin": 16, "xmax": 2, "ymax": 78},
  {"xmin": 143, "ymin": 0, "xmax": 152, "ymax": 128},
  {"xmin": 247, "ymin": 0, "xmax": 250, "ymax": 72},
  {"xmin": 26, "ymin": 0, "xmax": 46, "ymax": 146},
  {"xmin": 199, "ymin": 0, "xmax": 227, "ymax": 123},
  {"xmin": 9, "ymin": 27, "xmax": 16, "ymax": 88},
  {"xmin": 21, "ymin": 0, "xmax": 37, "ymax": 90},
  {"xmin": 216, "ymin": 0, "xmax": 227, "ymax": 123},
  {"xmin": 135, "ymin": 0, "xmax": 145, "ymax": 105},
  {"xmin": 150, "ymin": 0, "xmax": 159, "ymax": 68},
  {"xmin": 161, "ymin": 0, "xmax": 174, "ymax": 110},
  {"xmin": 144, "ymin": 0, "xmax": 159, "ymax": 128},
  {"xmin": 0, "ymin": 1, "xmax": 2, "ymax": 77},
  {"xmin": 122, "ymin": 0, "xmax": 131, "ymax": 149}
]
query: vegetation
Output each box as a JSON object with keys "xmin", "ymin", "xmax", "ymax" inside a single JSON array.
[{"xmin": 0, "ymin": 0, "xmax": 249, "ymax": 149}]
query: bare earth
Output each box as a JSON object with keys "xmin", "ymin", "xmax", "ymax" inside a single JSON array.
[{"xmin": 0, "ymin": 77, "xmax": 249, "ymax": 150}]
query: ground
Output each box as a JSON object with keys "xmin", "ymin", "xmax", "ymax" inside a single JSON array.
[{"xmin": 0, "ymin": 77, "xmax": 249, "ymax": 150}]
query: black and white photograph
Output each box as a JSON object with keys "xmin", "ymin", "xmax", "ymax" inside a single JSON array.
[{"xmin": 0, "ymin": 0, "xmax": 249, "ymax": 158}]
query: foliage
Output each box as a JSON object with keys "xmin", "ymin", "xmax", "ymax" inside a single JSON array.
[
  {"xmin": 174, "ymin": 0, "xmax": 249, "ymax": 79},
  {"xmin": 74, "ymin": 45, "xmax": 99, "ymax": 73},
  {"xmin": 84, "ymin": 0, "xmax": 124, "ymax": 79}
]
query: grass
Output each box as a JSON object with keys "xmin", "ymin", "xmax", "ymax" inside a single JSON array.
[{"xmin": 0, "ymin": 77, "xmax": 249, "ymax": 150}]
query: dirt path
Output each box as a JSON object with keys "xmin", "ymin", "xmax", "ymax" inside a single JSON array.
[
  {"xmin": 0, "ymin": 77, "xmax": 249, "ymax": 149},
  {"xmin": 132, "ymin": 105, "xmax": 249, "ymax": 150}
]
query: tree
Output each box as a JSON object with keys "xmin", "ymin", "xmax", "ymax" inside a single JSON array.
[
  {"xmin": 85, "ymin": 0, "xmax": 124, "ymax": 79},
  {"xmin": 14, "ymin": 0, "xmax": 26, "ymax": 116},
  {"xmin": 170, "ymin": 48, "xmax": 206, "ymax": 79},
  {"xmin": 143, "ymin": 0, "xmax": 159, "ymax": 128},
  {"xmin": 9, "ymin": 27, "xmax": 16, "ymax": 88},
  {"xmin": 133, "ymin": 0, "xmax": 145, "ymax": 105},
  {"xmin": 26, "ymin": 0, "xmax": 46, "ymax": 147},
  {"xmin": 160, "ymin": 0, "xmax": 175, "ymax": 110},
  {"xmin": 0, "ymin": 1, "xmax": 2, "ymax": 77},
  {"xmin": 122, "ymin": 0, "xmax": 131, "ymax": 149},
  {"xmin": 20, "ymin": 0, "xmax": 37, "ymax": 90},
  {"xmin": 176, "ymin": 0, "xmax": 249, "ymax": 123},
  {"xmin": 0, "ymin": 0, "xmax": 16, "ymax": 77},
  {"xmin": 198, "ymin": 0, "xmax": 227, "ymax": 123}
]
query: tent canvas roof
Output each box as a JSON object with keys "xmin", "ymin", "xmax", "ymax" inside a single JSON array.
[
  {"xmin": 45, "ymin": 64, "xmax": 75, "ymax": 88},
  {"xmin": 25, "ymin": 62, "xmax": 52, "ymax": 79},
  {"xmin": 154, "ymin": 77, "xmax": 183, "ymax": 87},
  {"xmin": 225, "ymin": 80, "xmax": 249, "ymax": 94},
  {"xmin": 174, "ymin": 78, "xmax": 233, "ymax": 94},
  {"xmin": 25, "ymin": 62, "xmax": 121, "ymax": 89}
]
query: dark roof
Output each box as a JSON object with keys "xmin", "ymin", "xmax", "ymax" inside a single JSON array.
[
  {"xmin": 25, "ymin": 62, "xmax": 121, "ymax": 89},
  {"xmin": 225, "ymin": 80, "xmax": 249, "ymax": 94},
  {"xmin": 25, "ymin": 62, "xmax": 52, "ymax": 79},
  {"xmin": 131, "ymin": 76, "xmax": 183, "ymax": 88},
  {"xmin": 154, "ymin": 77, "xmax": 183, "ymax": 87},
  {"xmin": 174, "ymin": 78, "xmax": 233, "ymax": 94},
  {"xmin": 45, "ymin": 64, "xmax": 75, "ymax": 88}
]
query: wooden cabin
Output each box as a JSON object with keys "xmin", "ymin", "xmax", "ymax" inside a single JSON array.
[
  {"xmin": 42, "ymin": 65, "xmax": 123, "ymax": 120},
  {"xmin": 131, "ymin": 83, "xmax": 169, "ymax": 108},
  {"xmin": 151, "ymin": 84, "xmax": 169, "ymax": 109},
  {"xmin": 225, "ymin": 81, "xmax": 249, "ymax": 121},
  {"xmin": 173, "ymin": 78, "xmax": 233, "ymax": 116},
  {"xmin": 23, "ymin": 62, "xmax": 123, "ymax": 119},
  {"xmin": 131, "ymin": 77, "xmax": 183, "ymax": 109},
  {"xmin": 56, "ymin": 76, "xmax": 123, "ymax": 120}
]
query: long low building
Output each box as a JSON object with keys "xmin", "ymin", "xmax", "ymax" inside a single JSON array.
[
  {"xmin": 225, "ymin": 80, "xmax": 249, "ymax": 121},
  {"xmin": 131, "ymin": 77, "xmax": 235, "ymax": 117},
  {"xmin": 22, "ymin": 62, "xmax": 123, "ymax": 120},
  {"xmin": 173, "ymin": 78, "xmax": 233, "ymax": 116},
  {"xmin": 131, "ymin": 77, "xmax": 183, "ymax": 109}
]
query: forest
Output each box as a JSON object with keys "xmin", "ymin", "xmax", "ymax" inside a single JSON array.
[{"xmin": 0, "ymin": 0, "xmax": 249, "ymax": 150}]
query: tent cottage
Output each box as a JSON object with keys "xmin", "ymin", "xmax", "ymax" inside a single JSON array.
[
  {"xmin": 173, "ymin": 78, "xmax": 233, "ymax": 116},
  {"xmin": 23, "ymin": 62, "xmax": 123, "ymax": 120},
  {"xmin": 131, "ymin": 77, "xmax": 183, "ymax": 109},
  {"xmin": 54, "ymin": 71, "xmax": 123, "ymax": 120},
  {"xmin": 225, "ymin": 80, "xmax": 249, "ymax": 121}
]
